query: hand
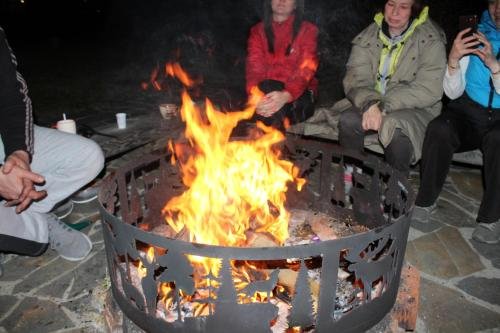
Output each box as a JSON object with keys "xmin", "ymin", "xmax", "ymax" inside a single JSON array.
[
  {"xmin": 0, "ymin": 165, "xmax": 46, "ymax": 212},
  {"xmin": 362, "ymin": 103, "xmax": 383, "ymax": 131},
  {"xmin": 255, "ymin": 91, "xmax": 292, "ymax": 117},
  {"xmin": 2, "ymin": 150, "xmax": 31, "ymax": 174},
  {"xmin": 472, "ymin": 32, "xmax": 500, "ymax": 73},
  {"xmin": 1, "ymin": 151, "xmax": 46, "ymax": 213},
  {"xmin": 448, "ymin": 28, "xmax": 482, "ymax": 66},
  {"xmin": 3, "ymin": 178, "xmax": 47, "ymax": 213}
]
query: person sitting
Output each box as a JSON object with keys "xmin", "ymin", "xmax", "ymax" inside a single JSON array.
[
  {"xmin": 413, "ymin": 0, "xmax": 500, "ymax": 244},
  {"xmin": 338, "ymin": 0, "xmax": 446, "ymax": 176},
  {"xmin": 245, "ymin": 0, "xmax": 319, "ymax": 131},
  {"xmin": 0, "ymin": 26, "xmax": 105, "ymax": 272}
]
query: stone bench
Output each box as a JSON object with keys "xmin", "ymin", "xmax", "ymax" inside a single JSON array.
[{"xmin": 287, "ymin": 105, "xmax": 483, "ymax": 167}]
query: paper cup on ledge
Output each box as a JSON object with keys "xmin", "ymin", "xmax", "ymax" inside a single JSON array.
[
  {"xmin": 116, "ymin": 113, "xmax": 127, "ymax": 129},
  {"xmin": 57, "ymin": 119, "xmax": 77, "ymax": 134},
  {"xmin": 159, "ymin": 104, "xmax": 178, "ymax": 119}
]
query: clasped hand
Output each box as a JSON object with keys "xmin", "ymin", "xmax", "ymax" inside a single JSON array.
[
  {"xmin": 0, "ymin": 150, "xmax": 46, "ymax": 213},
  {"xmin": 255, "ymin": 91, "xmax": 292, "ymax": 117}
]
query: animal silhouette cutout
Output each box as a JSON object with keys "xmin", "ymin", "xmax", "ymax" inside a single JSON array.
[{"xmin": 241, "ymin": 269, "xmax": 280, "ymax": 301}]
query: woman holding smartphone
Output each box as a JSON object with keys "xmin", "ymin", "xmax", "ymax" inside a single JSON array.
[{"xmin": 413, "ymin": 0, "xmax": 500, "ymax": 244}]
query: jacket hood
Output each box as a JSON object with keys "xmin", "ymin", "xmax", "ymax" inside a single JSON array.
[{"xmin": 479, "ymin": 10, "xmax": 498, "ymax": 33}]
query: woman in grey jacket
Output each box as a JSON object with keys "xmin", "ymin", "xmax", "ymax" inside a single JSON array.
[{"xmin": 338, "ymin": 0, "xmax": 446, "ymax": 175}]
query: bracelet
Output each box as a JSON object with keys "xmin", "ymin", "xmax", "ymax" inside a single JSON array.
[
  {"xmin": 492, "ymin": 67, "xmax": 500, "ymax": 76},
  {"xmin": 448, "ymin": 63, "xmax": 458, "ymax": 70}
]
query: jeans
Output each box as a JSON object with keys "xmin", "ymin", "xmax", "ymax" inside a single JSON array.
[
  {"xmin": 0, "ymin": 126, "xmax": 104, "ymax": 254},
  {"xmin": 415, "ymin": 94, "xmax": 500, "ymax": 223},
  {"xmin": 338, "ymin": 107, "xmax": 413, "ymax": 175}
]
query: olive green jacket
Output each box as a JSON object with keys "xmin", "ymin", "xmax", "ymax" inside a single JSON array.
[{"xmin": 341, "ymin": 9, "xmax": 447, "ymax": 162}]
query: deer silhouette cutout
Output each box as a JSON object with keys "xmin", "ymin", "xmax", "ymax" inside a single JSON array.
[
  {"xmin": 348, "ymin": 237, "xmax": 397, "ymax": 301},
  {"xmin": 241, "ymin": 269, "xmax": 280, "ymax": 301}
]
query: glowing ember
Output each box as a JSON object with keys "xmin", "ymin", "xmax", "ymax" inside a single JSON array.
[{"xmin": 161, "ymin": 63, "xmax": 305, "ymax": 248}]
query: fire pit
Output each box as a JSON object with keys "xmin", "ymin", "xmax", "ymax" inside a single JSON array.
[{"xmin": 98, "ymin": 132, "xmax": 413, "ymax": 333}]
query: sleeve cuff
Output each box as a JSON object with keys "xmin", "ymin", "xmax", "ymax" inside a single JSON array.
[{"xmin": 362, "ymin": 99, "xmax": 380, "ymax": 113}]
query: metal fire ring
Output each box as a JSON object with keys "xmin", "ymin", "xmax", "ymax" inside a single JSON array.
[{"xmin": 98, "ymin": 135, "xmax": 414, "ymax": 333}]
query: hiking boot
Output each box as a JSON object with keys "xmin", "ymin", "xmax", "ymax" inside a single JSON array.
[
  {"xmin": 412, "ymin": 203, "xmax": 437, "ymax": 224},
  {"xmin": 47, "ymin": 214, "xmax": 92, "ymax": 261},
  {"xmin": 472, "ymin": 220, "xmax": 500, "ymax": 244}
]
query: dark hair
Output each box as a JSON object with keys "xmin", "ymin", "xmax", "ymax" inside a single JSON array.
[
  {"xmin": 263, "ymin": 0, "xmax": 304, "ymax": 55},
  {"xmin": 410, "ymin": 0, "xmax": 425, "ymax": 18},
  {"xmin": 380, "ymin": 0, "xmax": 426, "ymax": 19}
]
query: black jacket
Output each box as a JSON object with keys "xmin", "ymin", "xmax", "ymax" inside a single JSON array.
[{"xmin": 0, "ymin": 27, "xmax": 34, "ymax": 159}]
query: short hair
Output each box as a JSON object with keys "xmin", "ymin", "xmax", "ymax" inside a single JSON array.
[{"xmin": 380, "ymin": 0, "xmax": 426, "ymax": 19}]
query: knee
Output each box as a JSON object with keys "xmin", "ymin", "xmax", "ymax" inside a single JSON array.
[
  {"xmin": 425, "ymin": 117, "xmax": 455, "ymax": 142},
  {"xmin": 76, "ymin": 138, "xmax": 105, "ymax": 180},
  {"xmin": 339, "ymin": 109, "xmax": 361, "ymax": 133},
  {"xmin": 387, "ymin": 130, "xmax": 412, "ymax": 151},
  {"xmin": 483, "ymin": 126, "xmax": 500, "ymax": 148}
]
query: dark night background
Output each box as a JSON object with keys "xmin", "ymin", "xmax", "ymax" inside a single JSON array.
[{"xmin": 0, "ymin": 0, "xmax": 486, "ymax": 126}]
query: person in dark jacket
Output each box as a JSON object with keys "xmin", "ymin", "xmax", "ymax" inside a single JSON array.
[
  {"xmin": 0, "ymin": 27, "xmax": 104, "ymax": 273},
  {"xmin": 245, "ymin": 0, "xmax": 319, "ymax": 130},
  {"xmin": 413, "ymin": 0, "xmax": 500, "ymax": 244}
]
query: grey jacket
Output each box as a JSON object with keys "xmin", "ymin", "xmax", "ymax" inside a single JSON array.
[{"xmin": 340, "ymin": 14, "xmax": 447, "ymax": 162}]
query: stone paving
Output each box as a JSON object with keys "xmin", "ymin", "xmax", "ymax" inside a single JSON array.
[{"xmin": 1, "ymin": 112, "xmax": 500, "ymax": 332}]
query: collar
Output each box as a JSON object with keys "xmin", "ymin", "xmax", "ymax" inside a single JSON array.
[
  {"xmin": 374, "ymin": 6, "xmax": 428, "ymax": 31},
  {"xmin": 272, "ymin": 15, "xmax": 295, "ymax": 28},
  {"xmin": 375, "ymin": 6, "xmax": 429, "ymax": 45}
]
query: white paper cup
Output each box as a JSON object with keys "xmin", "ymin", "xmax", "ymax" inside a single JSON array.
[
  {"xmin": 116, "ymin": 113, "xmax": 127, "ymax": 129},
  {"xmin": 57, "ymin": 119, "xmax": 77, "ymax": 134}
]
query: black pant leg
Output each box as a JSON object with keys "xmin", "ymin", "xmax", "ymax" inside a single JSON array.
[
  {"xmin": 287, "ymin": 90, "xmax": 315, "ymax": 124},
  {"xmin": 478, "ymin": 121, "xmax": 500, "ymax": 223},
  {"xmin": 384, "ymin": 129, "xmax": 413, "ymax": 176},
  {"xmin": 416, "ymin": 96, "xmax": 483, "ymax": 207},
  {"xmin": 415, "ymin": 111, "xmax": 463, "ymax": 206},
  {"xmin": 338, "ymin": 107, "xmax": 366, "ymax": 154}
]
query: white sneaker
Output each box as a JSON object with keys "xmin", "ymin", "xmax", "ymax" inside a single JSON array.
[
  {"xmin": 412, "ymin": 203, "xmax": 437, "ymax": 224},
  {"xmin": 472, "ymin": 220, "xmax": 500, "ymax": 244},
  {"xmin": 47, "ymin": 214, "xmax": 92, "ymax": 261}
]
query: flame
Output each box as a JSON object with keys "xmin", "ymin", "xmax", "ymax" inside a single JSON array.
[
  {"xmin": 300, "ymin": 58, "xmax": 318, "ymax": 72},
  {"xmin": 157, "ymin": 63, "xmax": 305, "ymax": 311},
  {"xmin": 300, "ymin": 58, "xmax": 319, "ymax": 83},
  {"xmin": 166, "ymin": 62, "xmax": 195, "ymax": 87},
  {"xmin": 138, "ymin": 247, "xmax": 155, "ymax": 279},
  {"xmin": 162, "ymin": 84, "xmax": 304, "ymax": 247}
]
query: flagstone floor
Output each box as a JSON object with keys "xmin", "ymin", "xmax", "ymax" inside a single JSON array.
[{"xmin": 0, "ymin": 113, "xmax": 499, "ymax": 333}]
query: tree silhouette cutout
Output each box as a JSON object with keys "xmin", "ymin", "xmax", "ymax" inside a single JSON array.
[
  {"xmin": 197, "ymin": 269, "xmax": 218, "ymax": 315},
  {"xmin": 215, "ymin": 258, "xmax": 237, "ymax": 305},
  {"xmin": 288, "ymin": 260, "xmax": 314, "ymax": 328},
  {"xmin": 158, "ymin": 249, "xmax": 195, "ymax": 321}
]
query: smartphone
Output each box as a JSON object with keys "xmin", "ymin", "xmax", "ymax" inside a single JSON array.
[{"xmin": 459, "ymin": 15, "xmax": 478, "ymax": 39}]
